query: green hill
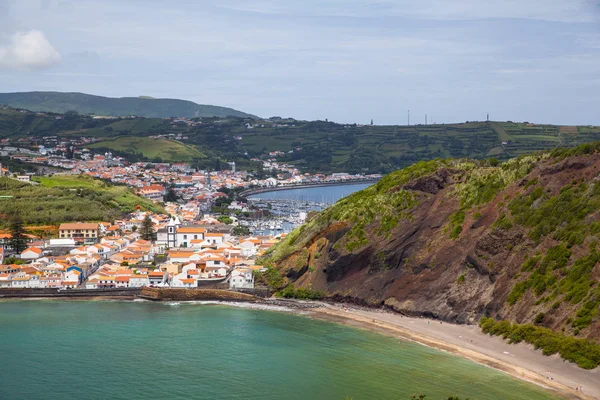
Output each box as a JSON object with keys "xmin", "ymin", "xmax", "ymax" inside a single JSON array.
[
  {"xmin": 261, "ymin": 143, "xmax": 600, "ymax": 368},
  {"xmin": 87, "ymin": 136, "xmax": 205, "ymax": 162},
  {"xmin": 0, "ymin": 91, "xmax": 257, "ymax": 119},
  {"xmin": 1, "ymin": 105, "xmax": 600, "ymax": 173},
  {"xmin": 0, "ymin": 175, "xmax": 164, "ymax": 226}
]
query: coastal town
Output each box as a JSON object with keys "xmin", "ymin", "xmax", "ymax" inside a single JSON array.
[{"xmin": 0, "ymin": 135, "xmax": 379, "ymax": 292}]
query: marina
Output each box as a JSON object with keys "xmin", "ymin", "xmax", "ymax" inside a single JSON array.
[{"xmin": 244, "ymin": 183, "xmax": 373, "ymax": 236}]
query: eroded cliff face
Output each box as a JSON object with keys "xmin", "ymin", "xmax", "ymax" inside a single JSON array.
[{"xmin": 266, "ymin": 148, "xmax": 600, "ymax": 341}]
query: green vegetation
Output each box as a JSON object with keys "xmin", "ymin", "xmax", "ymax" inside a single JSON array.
[
  {"xmin": 479, "ymin": 317, "xmax": 600, "ymax": 369},
  {"xmin": 139, "ymin": 215, "xmax": 155, "ymax": 241},
  {"xmin": 509, "ymin": 181, "xmax": 599, "ymax": 245},
  {"xmin": 0, "ymin": 91, "xmax": 256, "ymax": 118},
  {"xmin": 0, "ymin": 175, "xmax": 164, "ymax": 226},
  {"xmin": 216, "ymin": 215, "xmax": 233, "ymax": 225},
  {"xmin": 277, "ymin": 284, "xmax": 325, "ymax": 300},
  {"xmin": 267, "ymin": 160, "xmax": 444, "ymax": 263},
  {"xmin": 87, "ymin": 136, "xmax": 205, "ymax": 162},
  {"xmin": 448, "ymin": 211, "xmax": 465, "ymax": 239},
  {"xmin": 8, "ymin": 214, "xmax": 27, "ymax": 253},
  {"xmin": 3, "ymin": 103, "xmax": 600, "ymax": 173}
]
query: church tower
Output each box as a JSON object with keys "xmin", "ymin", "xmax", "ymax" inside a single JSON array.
[{"xmin": 167, "ymin": 216, "xmax": 181, "ymax": 248}]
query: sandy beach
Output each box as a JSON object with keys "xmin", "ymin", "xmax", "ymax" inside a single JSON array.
[{"xmin": 307, "ymin": 303, "xmax": 599, "ymax": 400}]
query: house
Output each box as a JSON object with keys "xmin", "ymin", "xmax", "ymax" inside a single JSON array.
[
  {"xmin": 61, "ymin": 281, "xmax": 78, "ymax": 289},
  {"xmin": 204, "ymin": 233, "xmax": 224, "ymax": 245},
  {"xmin": 167, "ymin": 250, "xmax": 199, "ymax": 264},
  {"xmin": 0, "ymin": 247, "xmax": 3, "ymax": 264},
  {"xmin": 97, "ymin": 276, "xmax": 115, "ymax": 288},
  {"xmin": 59, "ymin": 223, "xmax": 100, "ymax": 243},
  {"xmin": 175, "ymin": 226, "xmax": 206, "ymax": 248},
  {"xmin": 115, "ymin": 276, "xmax": 130, "ymax": 288},
  {"xmin": 129, "ymin": 274, "xmax": 150, "ymax": 288},
  {"xmin": 0, "ymin": 273, "xmax": 12, "ymax": 288},
  {"xmin": 85, "ymin": 279, "xmax": 99, "ymax": 289},
  {"xmin": 230, "ymin": 268, "xmax": 254, "ymax": 289},
  {"xmin": 148, "ymin": 270, "xmax": 167, "ymax": 286},
  {"xmin": 21, "ymin": 246, "xmax": 43, "ymax": 260},
  {"xmin": 64, "ymin": 269, "xmax": 82, "ymax": 285}
]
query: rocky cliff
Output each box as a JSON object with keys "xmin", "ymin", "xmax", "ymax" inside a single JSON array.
[{"xmin": 264, "ymin": 143, "xmax": 600, "ymax": 342}]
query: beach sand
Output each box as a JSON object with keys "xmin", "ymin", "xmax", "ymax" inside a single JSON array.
[{"xmin": 307, "ymin": 303, "xmax": 599, "ymax": 400}]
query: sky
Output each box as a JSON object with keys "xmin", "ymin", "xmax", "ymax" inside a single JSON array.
[{"xmin": 0, "ymin": 0, "xmax": 599, "ymax": 125}]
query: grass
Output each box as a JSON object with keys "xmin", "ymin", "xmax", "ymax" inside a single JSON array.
[
  {"xmin": 0, "ymin": 175, "xmax": 164, "ymax": 226},
  {"xmin": 33, "ymin": 174, "xmax": 105, "ymax": 188},
  {"xmin": 87, "ymin": 136, "xmax": 205, "ymax": 162}
]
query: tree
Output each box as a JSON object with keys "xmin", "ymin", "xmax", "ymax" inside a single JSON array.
[
  {"xmin": 139, "ymin": 215, "xmax": 155, "ymax": 241},
  {"xmin": 9, "ymin": 214, "xmax": 27, "ymax": 253},
  {"xmin": 217, "ymin": 215, "xmax": 233, "ymax": 225},
  {"xmin": 232, "ymin": 225, "xmax": 251, "ymax": 236},
  {"xmin": 165, "ymin": 187, "xmax": 178, "ymax": 202}
]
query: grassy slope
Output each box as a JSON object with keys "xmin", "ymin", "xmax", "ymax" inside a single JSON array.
[
  {"xmin": 0, "ymin": 175, "xmax": 164, "ymax": 226},
  {"xmin": 0, "ymin": 91, "xmax": 257, "ymax": 118},
  {"xmin": 87, "ymin": 136, "xmax": 205, "ymax": 162}
]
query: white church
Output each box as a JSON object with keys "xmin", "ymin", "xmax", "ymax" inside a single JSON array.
[{"xmin": 156, "ymin": 217, "xmax": 231, "ymax": 249}]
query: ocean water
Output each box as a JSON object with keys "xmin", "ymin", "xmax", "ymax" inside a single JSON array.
[
  {"xmin": 0, "ymin": 301, "xmax": 560, "ymax": 400},
  {"xmin": 248, "ymin": 183, "xmax": 372, "ymax": 203}
]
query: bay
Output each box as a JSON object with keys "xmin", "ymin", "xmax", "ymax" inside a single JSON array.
[{"xmin": 0, "ymin": 301, "xmax": 561, "ymax": 400}]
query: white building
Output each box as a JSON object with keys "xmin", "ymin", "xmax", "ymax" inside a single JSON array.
[
  {"xmin": 230, "ymin": 268, "xmax": 254, "ymax": 289},
  {"xmin": 129, "ymin": 275, "xmax": 150, "ymax": 288}
]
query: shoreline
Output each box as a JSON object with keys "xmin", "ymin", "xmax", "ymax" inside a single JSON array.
[
  {"xmin": 305, "ymin": 303, "xmax": 598, "ymax": 400},
  {"xmin": 3, "ymin": 296, "xmax": 598, "ymax": 399}
]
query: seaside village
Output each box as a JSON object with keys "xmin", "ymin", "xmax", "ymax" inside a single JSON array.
[
  {"xmin": 0, "ymin": 212, "xmax": 276, "ymax": 291},
  {"xmin": 0, "ymin": 141, "xmax": 378, "ymax": 291}
]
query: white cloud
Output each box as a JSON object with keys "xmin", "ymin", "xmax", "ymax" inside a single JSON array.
[{"xmin": 0, "ymin": 30, "xmax": 61, "ymax": 70}]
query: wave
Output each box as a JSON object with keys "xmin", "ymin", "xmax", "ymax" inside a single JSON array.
[{"xmin": 159, "ymin": 300, "xmax": 295, "ymax": 312}]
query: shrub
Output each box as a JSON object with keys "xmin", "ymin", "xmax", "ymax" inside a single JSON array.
[
  {"xmin": 479, "ymin": 317, "xmax": 600, "ymax": 369},
  {"xmin": 277, "ymin": 284, "xmax": 325, "ymax": 300}
]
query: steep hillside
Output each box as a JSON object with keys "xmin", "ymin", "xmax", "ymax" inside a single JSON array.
[
  {"xmin": 264, "ymin": 143, "xmax": 600, "ymax": 350},
  {"xmin": 0, "ymin": 92, "xmax": 257, "ymax": 119}
]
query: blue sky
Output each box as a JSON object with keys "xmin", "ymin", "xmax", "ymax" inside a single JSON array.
[{"xmin": 0, "ymin": 0, "xmax": 599, "ymax": 125}]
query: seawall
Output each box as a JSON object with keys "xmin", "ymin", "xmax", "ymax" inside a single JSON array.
[
  {"xmin": 139, "ymin": 287, "xmax": 263, "ymax": 302},
  {"xmin": 0, "ymin": 288, "xmax": 140, "ymax": 298}
]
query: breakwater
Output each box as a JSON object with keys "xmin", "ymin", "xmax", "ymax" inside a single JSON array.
[{"xmin": 240, "ymin": 179, "xmax": 379, "ymax": 197}]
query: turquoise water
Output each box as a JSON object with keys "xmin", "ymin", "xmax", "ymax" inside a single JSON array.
[
  {"xmin": 0, "ymin": 301, "xmax": 560, "ymax": 400},
  {"xmin": 248, "ymin": 183, "xmax": 372, "ymax": 203}
]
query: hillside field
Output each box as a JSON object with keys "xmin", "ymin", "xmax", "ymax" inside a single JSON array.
[
  {"xmin": 0, "ymin": 175, "xmax": 164, "ymax": 226},
  {"xmin": 87, "ymin": 136, "xmax": 205, "ymax": 162}
]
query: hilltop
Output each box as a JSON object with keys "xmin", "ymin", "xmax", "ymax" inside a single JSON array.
[
  {"xmin": 261, "ymin": 143, "xmax": 600, "ymax": 367},
  {"xmin": 0, "ymin": 91, "xmax": 257, "ymax": 119},
  {"xmin": 0, "ymin": 175, "xmax": 164, "ymax": 226}
]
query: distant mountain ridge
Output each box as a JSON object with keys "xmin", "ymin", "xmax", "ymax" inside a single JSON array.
[{"xmin": 0, "ymin": 91, "xmax": 257, "ymax": 119}]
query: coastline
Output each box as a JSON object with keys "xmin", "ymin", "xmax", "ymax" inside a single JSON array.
[
  {"xmin": 3, "ymin": 295, "xmax": 597, "ymax": 399},
  {"xmin": 305, "ymin": 303, "xmax": 598, "ymax": 400}
]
